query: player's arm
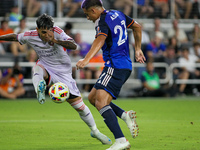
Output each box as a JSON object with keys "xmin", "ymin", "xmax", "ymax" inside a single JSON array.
[
  {"xmin": 130, "ymin": 21, "xmax": 146, "ymax": 63},
  {"xmin": 53, "ymin": 39, "xmax": 77, "ymax": 50},
  {"xmin": 130, "ymin": 21, "xmax": 142, "ymax": 51},
  {"xmin": 76, "ymin": 35, "xmax": 106, "ymax": 69},
  {"xmin": 47, "ymin": 30, "xmax": 77, "ymax": 50},
  {"xmin": 0, "ymin": 34, "xmax": 18, "ymax": 41}
]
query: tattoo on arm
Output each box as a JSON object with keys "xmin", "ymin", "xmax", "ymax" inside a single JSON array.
[
  {"xmin": 55, "ymin": 40, "xmax": 77, "ymax": 50},
  {"xmin": 0, "ymin": 34, "xmax": 18, "ymax": 41}
]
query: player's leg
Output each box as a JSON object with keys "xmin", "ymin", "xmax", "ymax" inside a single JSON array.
[
  {"xmin": 110, "ymin": 102, "xmax": 139, "ymax": 138},
  {"xmin": 32, "ymin": 64, "xmax": 48, "ymax": 104},
  {"xmin": 90, "ymin": 88, "xmax": 139, "ymax": 138},
  {"xmin": 89, "ymin": 89, "xmax": 130, "ymax": 150},
  {"xmin": 90, "ymin": 67, "xmax": 133, "ymax": 149},
  {"xmin": 67, "ymin": 95, "xmax": 112, "ymax": 145}
]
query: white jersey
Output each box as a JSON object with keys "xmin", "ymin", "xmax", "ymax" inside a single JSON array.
[{"xmin": 17, "ymin": 26, "xmax": 81, "ymax": 97}]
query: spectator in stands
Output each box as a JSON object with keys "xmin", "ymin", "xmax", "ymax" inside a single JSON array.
[
  {"xmin": 190, "ymin": 0, "xmax": 200, "ymax": 19},
  {"xmin": 149, "ymin": 18, "xmax": 164, "ymax": 41},
  {"xmin": 145, "ymin": 31, "xmax": 166, "ymax": 62},
  {"xmin": 167, "ymin": 19, "xmax": 188, "ymax": 45},
  {"xmin": 0, "ymin": 59, "xmax": 25, "ymax": 99},
  {"xmin": 140, "ymin": 61, "xmax": 168, "ymax": 97},
  {"xmin": 14, "ymin": 18, "xmax": 29, "ymax": 34},
  {"xmin": 63, "ymin": 22, "xmax": 75, "ymax": 39},
  {"xmin": 0, "ymin": 19, "xmax": 14, "ymax": 53},
  {"xmin": 9, "ymin": 4, "xmax": 23, "ymax": 22},
  {"xmin": 39, "ymin": 0, "xmax": 55, "ymax": 17},
  {"xmin": 114, "ymin": 0, "xmax": 134, "ymax": 16},
  {"xmin": 189, "ymin": 42, "xmax": 200, "ymax": 58},
  {"xmin": 0, "ymin": 69, "xmax": 16, "ymax": 99},
  {"xmin": 161, "ymin": 45, "xmax": 187, "ymax": 96},
  {"xmin": 10, "ymin": 18, "xmax": 30, "ymax": 56},
  {"xmin": 153, "ymin": 0, "xmax": 169, "ymax": 18},
  {"xmin": 174, "ymin": 0, "xmax": 192, "ymax": 19},
  {"xmin": 61, "ymin": 0, "xmax": 82, "ymax": 17},
  {"xmin": 163, "ymin": 45, "xmax": 178, "ymax": 65},
  {"xmin": 178, "ymin": 47, "xmax": 200, "ymax": 96},
  {"xmin": 137, "ymin": 0, "xmax": 154, "ymax": 18},
  {"xmin": 23, "ymin": 0, "xmax": 41, "ymax": 17},
  {"xmin": 0, "ymin": 19, "xmax": 14, "ymax": 39},
  {"xmin": 68, "ymin": 32, "xmax": 82, "ymax": 79},
  {"xmin": 25, "ymin": 48, "xmax": 38, "ymax": 63},
  {"xmin": 83, "ymin": 51, "xmax": 104, "ymax": 95},
  {"xmin": 192, "ymin": 23, "xmax": 200, "ymax": 43},
  {"xmin": 73, "ymin": 32, "xmax": 92, "ymax": 93},
  {"xmin": 168, "ymin": 36, "xmax": 182, "ymax": 57},
  {"xmin": 23, "ymin": 48, "xmax": 38, "ymax": 78}
]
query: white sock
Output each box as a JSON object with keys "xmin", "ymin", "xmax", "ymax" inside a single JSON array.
[
  {"xmin": 115, "ymin": 137, "xmax": 126, "ymax": 143},
  {"xmin": 121, "ymin": 112, "xmax": 127, "ymax": 121},
  {"xmin": 32, "ymin": 65, "xmax": 45, "ymax": 93},
  {"xmin": 70, "ymin": 98, "xmax": 98, "ymax": 133}
]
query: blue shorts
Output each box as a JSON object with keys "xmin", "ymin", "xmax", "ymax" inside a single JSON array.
[{"xmin": 94, "ymin": 67, "xmax": 131, "ymax": 99}]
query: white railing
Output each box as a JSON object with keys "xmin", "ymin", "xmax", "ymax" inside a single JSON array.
[
  {"xmin": 1, "ymin": 62, "xmax": 199, "ymax": 86},
  {"xmin": 169, "ymin": 63, "xmax": 200, "ymax": 85}
]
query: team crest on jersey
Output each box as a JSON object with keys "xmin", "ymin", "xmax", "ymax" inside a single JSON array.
[
  {"xmin": 48, "ymin": 41, "xmax": 54, "ymax": 46},
  {"xmin": 96, "ymin": 26, "xmax": 101, "ymax": 35}
]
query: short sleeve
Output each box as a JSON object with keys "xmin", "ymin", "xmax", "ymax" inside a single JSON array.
[
  {"xmin": 17, "ymin": 32, "xmax": 28, "ymax": 45},
  {"xmin": 96, "ymin": 16, "xmax": 109, "ymax": 38},
  {"xmin": 125, "ymin": 15, "xmax": 134, "ymax": 28},
  {"xmin": 53, "ymin": 26, "xmax": 72, "ymax": 41}
]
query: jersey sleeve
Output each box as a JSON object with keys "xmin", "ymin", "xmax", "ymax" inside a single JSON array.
[
  {"xmin": 53, "ymin": 26, "xmax": 72, "ymax": 41},
  {"xmin": 17, "ymin": 32, "xmax": 29, "ymax": 45},
  {"xmin": 125, "ymin": 15, "xmax": 135, "ymax": 28},
  {"xmin": 96, "ymin": 15, "xmax": 109, "ymax": 38}
]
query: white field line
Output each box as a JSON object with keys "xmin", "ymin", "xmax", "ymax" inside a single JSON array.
[
  {"xmin": 0, "ymin": 119, "xmax": 86, "ymax": 123},
  {"xmin": 0, "ymin": 119, "xmax": 199, "ymax": 123}
]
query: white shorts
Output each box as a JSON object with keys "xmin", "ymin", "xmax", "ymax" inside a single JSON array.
[{"xmin": 36, "ymin": 61, "xmax": 81, "ymax": 97}]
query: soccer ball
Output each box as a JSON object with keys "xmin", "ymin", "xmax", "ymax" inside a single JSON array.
[{"xmin": 48, "ymin": 82, "xmax": 70, "ymax": 103}]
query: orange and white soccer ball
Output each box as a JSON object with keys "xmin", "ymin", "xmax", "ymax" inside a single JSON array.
[{"xmin": 48, "ymin": 82, "xmax": 70, "ymax": 103}]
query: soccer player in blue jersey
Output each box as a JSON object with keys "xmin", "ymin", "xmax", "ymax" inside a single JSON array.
[{"xmin": 76, "ymin": 0, "xmax": 146, "ymax": 149}]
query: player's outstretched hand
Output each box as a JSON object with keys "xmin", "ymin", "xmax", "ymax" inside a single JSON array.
[
  {"xmin": 76, "ymin": 58, "xmax": 89, "ymax": 70},
  {"xmin": 135, "ymin": 49, "xmax": 146, "ymax": 63}
]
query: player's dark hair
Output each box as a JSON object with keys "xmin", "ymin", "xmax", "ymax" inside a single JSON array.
[
  {"xmin": 81, "ymin": 0, "xmax": 103, "ymax": 10},
  {"xmin": 36, "ymin": 13, "xmax": 54, "ymax": 29}
]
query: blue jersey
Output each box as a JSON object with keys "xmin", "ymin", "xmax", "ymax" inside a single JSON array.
[{"xmin": 95, "ymin": 10, "xmax": 135, "ymax": 70}]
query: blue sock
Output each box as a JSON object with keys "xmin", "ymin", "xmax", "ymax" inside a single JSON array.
[
  {"xmin": 110, "ymin": 102, "xmax": 125, "ymax": 118},
  {"xmin": 99, "ymin": 105, "xmax": 124, "ymax": 139}
]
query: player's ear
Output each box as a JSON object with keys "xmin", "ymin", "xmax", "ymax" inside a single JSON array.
[{"xmin": 91, "ymin": 8, "xmax": 96, "ymax": 14}]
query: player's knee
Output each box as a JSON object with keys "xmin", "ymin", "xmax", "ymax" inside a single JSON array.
[{"xmin": 95, "ymin": 99, "xmax": 108, "ymax": 111}]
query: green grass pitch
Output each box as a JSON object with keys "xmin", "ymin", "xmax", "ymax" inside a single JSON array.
[{"xmin": 0, "ymin": 97, "xmax": 199, "ymax": 150}]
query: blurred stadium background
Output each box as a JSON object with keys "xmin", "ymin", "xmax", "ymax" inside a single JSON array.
[{"xmin": 0, "ymin": 0, "xmax": 200, "ymax": 98}]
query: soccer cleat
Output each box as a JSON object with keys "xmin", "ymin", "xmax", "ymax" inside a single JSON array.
[
  {"xmin": 37, "ymin": 80, "xmax": 46, "ymax": 104},
  {"xmin": 90, "ymin": 131, "xmax": 112, "ymax": 145},
  {"xmin": 124, "ymin": 110, "xmax": 139, "ymax": 138},
  {"xmin": 106, "ymin": 140, "xmax": 131, "ymax": 150}
]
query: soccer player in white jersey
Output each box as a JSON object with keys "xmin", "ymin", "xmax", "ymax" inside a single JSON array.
[{"xmin": 0, "ymin": 14, "xmax": 112, "ymax": 145}]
